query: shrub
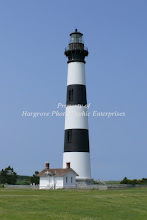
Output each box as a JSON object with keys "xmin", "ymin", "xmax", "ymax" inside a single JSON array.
[{"xmin": 120, "ymin": 177, "xmax": 144, "ymax": 185}]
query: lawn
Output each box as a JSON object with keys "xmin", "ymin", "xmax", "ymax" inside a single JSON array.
[{"xmin": 0, "ymin": 187, "xmax": 147, "ymax": 220}]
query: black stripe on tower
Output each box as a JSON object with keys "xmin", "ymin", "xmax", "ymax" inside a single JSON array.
[
  {"xmin": 66, "ymin": 85, "xmax": 87, "ymax": 106},
  {"xmin": 64, "ymin": 129, "xmax": 89, "ymax": 152}
]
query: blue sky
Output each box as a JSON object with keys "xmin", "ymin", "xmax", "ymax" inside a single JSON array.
[{"xmin": 0, "ymin": 0, "xmax": 146, "ymax": 180}]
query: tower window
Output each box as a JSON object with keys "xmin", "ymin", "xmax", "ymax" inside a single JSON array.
[
  {"xmin": 68, "ymin": 89, "xmax": 73, "ymax": 101},
  {"xmin": 67, "ymin": 130, "xmax": 72, "ymax": 143},
  {"xmin": 71, "ymin": 177, "xmax": 72, "ymax": 183}
]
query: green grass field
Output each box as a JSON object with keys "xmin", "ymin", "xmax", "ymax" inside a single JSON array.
[{"xmin": 0, "ymin": 187, "xmax": 147, "ymax": 220}]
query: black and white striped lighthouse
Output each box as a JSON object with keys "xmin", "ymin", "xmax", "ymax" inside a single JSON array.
[{"xmin": 63, "ymin": 29, "xmax": 91, "ymax": 179}]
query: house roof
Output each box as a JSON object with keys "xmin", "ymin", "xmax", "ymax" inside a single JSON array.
[{"xmin": 37, "ymin": 168, "xmax": 78, "ymax": 177}]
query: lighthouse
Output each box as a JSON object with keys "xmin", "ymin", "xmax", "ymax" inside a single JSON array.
[{"xmin": 63, "ymin": 29, "xmax": 92, "ymax": 181}]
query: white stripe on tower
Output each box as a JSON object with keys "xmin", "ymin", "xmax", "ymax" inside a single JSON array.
[
  {"xmin": 67, "ymin": 62, "xmax": 86, "ymax": 86},
  {"xmin": 63, "ymin": 29, "xmax": 91, "ymax": 179}
]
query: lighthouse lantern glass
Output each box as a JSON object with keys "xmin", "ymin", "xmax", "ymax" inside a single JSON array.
[{"xmin": 70, "ymin": 33, "xmax": 83, "ymax": 44}]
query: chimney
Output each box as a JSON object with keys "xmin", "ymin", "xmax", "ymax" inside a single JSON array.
[
  {"xmin": 45, "ymin": 162, "xmax": 50, "ymax": 169},
  {"xmin": 66, "ymin": 162, "xmax": 70, "ymax": 169}
]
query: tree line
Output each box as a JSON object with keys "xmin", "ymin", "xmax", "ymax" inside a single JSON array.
[
  {"xmin": 0, "ymin": 166, "xmax": 39, "ymax": 185},
  {"xmin": 120, "ymin": 177, "xmax": 147, "ymax": 185}
]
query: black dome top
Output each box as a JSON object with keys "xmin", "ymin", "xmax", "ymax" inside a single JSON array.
[{"xmin": 70, "ymin": 29, "xmax": 83, "ymax": 36}]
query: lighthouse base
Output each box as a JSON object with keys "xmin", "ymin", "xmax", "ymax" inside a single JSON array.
[
  {"xmin": 63, "ymin": 152, "xmax": 91, "ymax": 178},
  {"xmin": 76, "ymin": 177, "xmax": 94, "ymax": 187}
]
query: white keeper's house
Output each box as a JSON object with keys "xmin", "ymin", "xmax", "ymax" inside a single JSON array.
[{"xmin": 37, "ymin": 162, "xmax": 78, "ymax": 189}]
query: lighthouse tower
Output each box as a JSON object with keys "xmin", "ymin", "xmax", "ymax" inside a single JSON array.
[{"xmin": 63, "ymin": 29, "xmax": 92, "ymax": 180}]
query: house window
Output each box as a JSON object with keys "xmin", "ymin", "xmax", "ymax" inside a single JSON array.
[
  {"xmin": 66, "ymin": 177, "xmax": 68, "ymax": 183},
  {"xmin": 68, "ymin": 89, "xmax": 73, "ymax": 101},
  {"xmin": 71, "ymin": 177, "xmax": 72, "ymax": 183},
  {"xmin": 67, "ymin": 130, "xmax": 72, "ymax": 143}
]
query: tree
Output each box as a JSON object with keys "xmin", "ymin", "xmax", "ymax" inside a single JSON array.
[
  {"xmin": 120, "ymin": 177, "xmax": 128, "ymax": 184},
  {"xmin": 31, "ymin": 171, "xmax": 39, "ymax": 185},
  {"xmin": 0, "ymin": 166, "xmax": 17, "ymax": 184}
]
